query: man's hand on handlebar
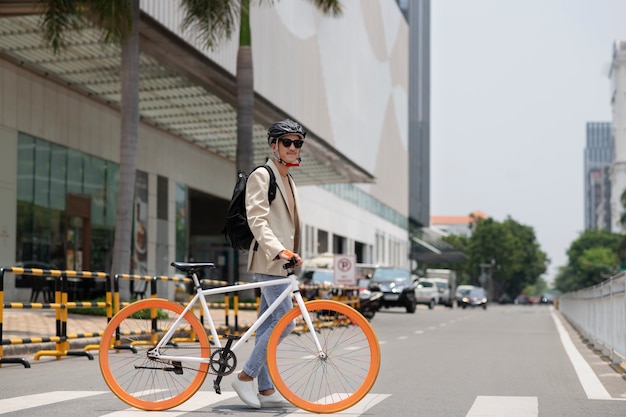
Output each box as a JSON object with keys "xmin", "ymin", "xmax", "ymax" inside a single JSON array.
[{"xmin": 279, "ymin": 249, "xmax": 303, "ymax": 268}]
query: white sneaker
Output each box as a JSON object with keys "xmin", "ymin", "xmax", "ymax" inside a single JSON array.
[
  {"xmin": 231, "ymin": 375, "xmax": 261, "ymax": 409},
  {"xmin": 258, "ymin": 390, "xmax": 291, "ymax": 407}
]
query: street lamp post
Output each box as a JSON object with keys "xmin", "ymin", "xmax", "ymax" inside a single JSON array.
[{"xmin": 479, "ymin": 259, "xmax": 496, "ymax": 300}]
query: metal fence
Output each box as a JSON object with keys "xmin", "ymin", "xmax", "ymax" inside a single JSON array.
[{"xmin": 559, "ymin": 272, "xmax": 626, "ymax": 370}]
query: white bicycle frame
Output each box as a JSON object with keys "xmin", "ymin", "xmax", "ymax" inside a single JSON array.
[{"xmin": 148, "ymin": 271, "xmax": 325, "ymax": 363}]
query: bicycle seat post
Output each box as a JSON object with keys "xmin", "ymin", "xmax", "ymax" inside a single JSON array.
[{"xmin": 189, "ymin": 271, "xmax": 201, "ymax": 293}]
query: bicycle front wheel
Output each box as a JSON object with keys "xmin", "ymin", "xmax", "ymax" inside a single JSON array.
[
  {"xmin": 99, "ymin": 298, "xmax": 210, "ymax": 410},
  {"xmin": 267, "ymin": 300, "xmax": 380, "ymax": 414}
]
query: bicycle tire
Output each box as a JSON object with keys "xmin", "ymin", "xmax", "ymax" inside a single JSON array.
[
  {"xmin": 99, "ymin": 298, "xmax": 210, "ymax": 410},
  {"xmin": 267, "ymin": 299, "xmax": 380, "ymax": 414}
]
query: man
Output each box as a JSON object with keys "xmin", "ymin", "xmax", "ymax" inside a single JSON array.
[{"xmin": 231, "ymin": 119, "xmax": 305, "ymax": 408}]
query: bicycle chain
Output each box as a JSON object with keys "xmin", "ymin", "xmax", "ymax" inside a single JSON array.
[{"xmin": 148, "ymin": 347, "xmax": 234, "ymax": 376}]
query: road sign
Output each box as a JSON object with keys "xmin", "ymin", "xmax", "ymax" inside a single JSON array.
[{"xmin": 334, "ymin": 254, "xmax": 356, "ymax": 286}]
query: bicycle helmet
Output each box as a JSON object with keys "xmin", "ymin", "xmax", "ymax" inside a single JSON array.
[{"xmin": 267, "ymin": 119, "xmax": 306, "ymax": 144}]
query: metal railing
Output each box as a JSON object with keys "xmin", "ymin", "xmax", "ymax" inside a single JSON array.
[{"xmin": 559, "ymin": 272, "xmax": 626, "ymax": 370}]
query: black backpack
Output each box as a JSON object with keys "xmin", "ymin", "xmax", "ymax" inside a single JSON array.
[{"xmin": 223, "ymin": 165, "xmax": 277, "ymax": 251}]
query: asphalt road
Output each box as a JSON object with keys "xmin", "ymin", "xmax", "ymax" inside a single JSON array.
[{"xmin": 1, "ymin": 304, "xmax": 625, "ymax": 416}]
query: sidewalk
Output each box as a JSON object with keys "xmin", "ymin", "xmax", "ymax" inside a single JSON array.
[{"xmin": 1, "ymin": 307, "xmax": 259, "ymax": 359}]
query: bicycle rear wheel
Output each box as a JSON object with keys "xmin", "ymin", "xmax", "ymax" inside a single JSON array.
[
  {"xmin": 99, "ymin": 298, "xmax": 210, "ymax": 410},
  {"xmin": 267, "ymin": 300, "xmax": 380, "ymax": 414}
]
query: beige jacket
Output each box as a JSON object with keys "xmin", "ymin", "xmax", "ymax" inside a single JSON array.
[{"xmin": 246, "ymin": 159, "xmax": 301, "ymax": 276}]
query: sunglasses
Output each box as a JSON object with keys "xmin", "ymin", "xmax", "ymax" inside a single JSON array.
[{"xmin": 277, "ymin": 138, "xmax": 304, "ymax": 148}]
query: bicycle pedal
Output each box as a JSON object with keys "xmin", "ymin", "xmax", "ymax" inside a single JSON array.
[
  {"xmin": 213, "ymin": 380, "xmax": 222, "ymax": 394},
  {"xmin": 172, "ymin": 361, "xmax": 184, "ymax": 375},
  {"xmin": 225, "ymin": 334, "xmax": 241, "ymax": 340}
]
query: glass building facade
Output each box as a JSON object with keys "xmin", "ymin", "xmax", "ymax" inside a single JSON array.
[
  {"xmin": 584, "ymin": 122, "xmax": 613, "ymax": 230},
  {"xmin": 16, "ymin": 132, "xmax": 119, "ymax": 272}
]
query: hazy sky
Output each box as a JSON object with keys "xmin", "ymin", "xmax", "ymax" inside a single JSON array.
[{"xmin": 430, "ymin": 0, "xmax": 626, "ymax": 282}]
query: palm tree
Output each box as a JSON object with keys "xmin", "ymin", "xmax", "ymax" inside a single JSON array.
[
  {"xmin": 40, "ymin": 0, "xmax": 237, "ymax": 291},
  {"xmin": 39, "ymin": 0, "xmax": 342, "ymax": 297},
  {"xmin": 182, "ymin": 0, "xmax": 342, "ymax": 173},
  {"xmin": 41, "ymin": 0, "xmax": 143, "ymax": 294}
]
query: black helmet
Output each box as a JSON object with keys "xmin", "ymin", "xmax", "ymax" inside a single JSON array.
[{"xmin": 267, "ymin": 119, "xmax": 306, "ymax": 144}]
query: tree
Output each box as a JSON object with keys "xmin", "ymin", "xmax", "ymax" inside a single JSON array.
[
  {"xmin": 554, "ymin": 229, "xmax": 622, "ymax": 292},
  {"xmin": 464, "ymin": 216, "xmax": 547, "ymax": 301},
  {"xmin": 500, "ymin": 217, "xmax": 548, "ymax": 299},
  {"xmin": 39, "ymin": 0, "xmax": 342, "ymax": 297},
  {"xmin": 420, "ymin": 215, "xmax": 548, "ymax": 300},
  {"xmin": 553, "ymin": 265, "xmax": 579, "ymax": 294}
]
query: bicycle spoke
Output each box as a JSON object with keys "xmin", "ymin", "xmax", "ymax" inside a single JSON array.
[
  {"xmin": 99, "ymin": 299, "xmax": 210, "ymax": 410},
  {"xmin": 267, "ymin": 300, "xmax": 380, "ymax": 414}
]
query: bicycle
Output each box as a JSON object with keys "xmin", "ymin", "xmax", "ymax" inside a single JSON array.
[{"xmin": 98, "ymin": 258, "xmax": 381, "ymax": 414}]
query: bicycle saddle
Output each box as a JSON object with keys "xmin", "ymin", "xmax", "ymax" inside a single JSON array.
[{"xmin": 171, "ymin": 261, "xmax": 216, "ymax": 273}]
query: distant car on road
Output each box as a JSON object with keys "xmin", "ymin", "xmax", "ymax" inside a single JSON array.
[
  {"xmin": 415, "ymin": 278, "xmax": 440, "ymax": 309},
  {"xmin": 426, "ymin": 277, "xmax": 454, "ymax": 307},
  {"xmin": 459, "ymin": 287, "xmax": 488, "ymax": 309},
  {"xmin": 455, "ymin": 285, "xmax": 475, "ymax": 308},
  {"xmin": 370, "ymin": 267, "xmax": 416, "ymax": 313}
]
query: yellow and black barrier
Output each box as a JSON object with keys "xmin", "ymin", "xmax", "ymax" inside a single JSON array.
[
  {"xmin": 1, "ymin": 267, "xmax": 360, "ymax": 369},
  {"xmin": 0, "ymin": 267, "xmax": 111, "ymax": 368},
  {"xmin": 299, "ymin": 284, "xmax": 360, "ymax": 308}
]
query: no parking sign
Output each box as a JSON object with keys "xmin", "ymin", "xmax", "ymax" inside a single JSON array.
[{"xmin": 334, "ymin": 254, "xmax": 356, "ymax": 286}]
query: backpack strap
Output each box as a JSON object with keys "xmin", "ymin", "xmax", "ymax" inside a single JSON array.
[
  {"xmin": 253, "ymin": 165, "xmax": 278, "ymax": 252},
  {"xmin": 262, "ymin": 164, "xmax": 277, "ymax": 204}
]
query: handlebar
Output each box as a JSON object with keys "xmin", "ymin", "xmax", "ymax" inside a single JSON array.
[
  {"xmin": 283, "ymin": 257, "xmax": 297, "ymax": 270},
  {"xmin": 282, "ymin": 250, "xmax": 297, "ymax": 270}
]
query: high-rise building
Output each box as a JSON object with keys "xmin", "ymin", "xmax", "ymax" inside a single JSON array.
[
  {"xmin": 584, "ymin": 122, "xmax": 612, "ymax": 230},
  {"xmin": 398, "ymin": 1, "xmax": 464, "ymax": 264},
  {"xmin": 609, "ymin": 41, "xmax": 626, "ymax": 232},
  {"xmin": 405, "ymin": 0, "xmax": 431, "ymax": 229}
]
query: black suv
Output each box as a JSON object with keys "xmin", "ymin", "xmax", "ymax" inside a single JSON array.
[{"xmin": 369, "ymin": 267, "xmax": 416, "ymax": 313}]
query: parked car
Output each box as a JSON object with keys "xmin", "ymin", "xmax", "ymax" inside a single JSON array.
[
  {"xmin": 415, "ymin": 278, "xmax": 440, "ymax": 309},
  {"xmin": 299, "ymin": 269, "xmax": 382, "ymax": 319},
  {"xmin": 455, "ymin": 285, "xmax": 475, "ymax": 308},
  {"xmin": 370, "ymin": 267, "xmax": 416, "ymax": 313},
  {"xmin": 426, "ymin": 277, "xmax": 453, "ymax": 307},
  {"xmin": 459, "ymin": 287, "xmax": 488, "ymax": 309}
]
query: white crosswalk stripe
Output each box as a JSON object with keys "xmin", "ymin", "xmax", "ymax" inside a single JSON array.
[
  {"xmin": 0, "ymin": 390, "xmax": 390, "ymax": 416},
  {"xmin": 0, "ymin": 391, "xmax": 109, "ymax": 415},
  {"xmin": 466, "ymin": 396, "xmax": 538, "ymax": 417},
  {"xmin": 284, "ymin": 394, "xmax": 391, "ymax": 416},
  {"xmin": 101, "ymin": 391, "xmax": 238, "ymax": 416}
]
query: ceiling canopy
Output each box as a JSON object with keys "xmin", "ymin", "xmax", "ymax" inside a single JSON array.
[{"xmin": 0, "ymin": 6, "xmax": 374, "ymax": 186}]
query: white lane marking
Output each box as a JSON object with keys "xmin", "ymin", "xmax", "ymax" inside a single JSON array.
[
  {"xmin": 0, "ymin": 391, "xmax": 108, "ymax": 414},
  {"xmin": 101, "ymin": 391, "xmax": 238, "ymax": 416},
  {"xmin": 285, "ymin": 393, "xmax": 391, "ymax": 416},
  {"xmin": 415, "ymin": 330, "xmax": 424, "ymax": 334},
  {"xmin": 550, "ymin": 310, "xmax": 612, "ymax": 400},
  {"xmin": 466, "ymin": 396, "xmax": 537, "ymax": 417}
]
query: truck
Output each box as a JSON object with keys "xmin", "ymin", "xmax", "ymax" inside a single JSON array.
[{"xmin": 425, "ymin": 269, "xmax": 457, "ymax": 308}]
